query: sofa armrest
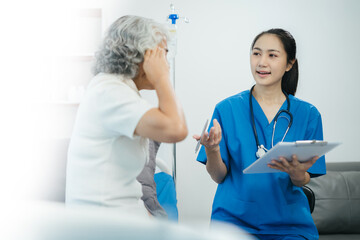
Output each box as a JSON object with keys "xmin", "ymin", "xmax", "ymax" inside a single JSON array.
[{"xmin": 307, "ymin": 168, "xmax": 360, "ymax": 234}]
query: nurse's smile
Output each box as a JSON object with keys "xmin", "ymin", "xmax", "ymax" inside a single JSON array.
[{"xmin": 256, "ymin": 70, "xmax": 271, "ymax": 77}]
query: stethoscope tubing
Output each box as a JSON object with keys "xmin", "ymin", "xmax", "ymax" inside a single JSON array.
[{"xmin": 249, "ymin": 85, "xmax": 293, "ymax": 153}]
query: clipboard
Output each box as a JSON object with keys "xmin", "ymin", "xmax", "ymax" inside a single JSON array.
[{"xmin": 243, "ymin": 140, "xmax": 341, "ymax": 174}]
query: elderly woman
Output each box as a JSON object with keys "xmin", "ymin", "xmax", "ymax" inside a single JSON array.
[{"xmin": 65, "ymin": 15, "xmax": 187, "ymax": 217}]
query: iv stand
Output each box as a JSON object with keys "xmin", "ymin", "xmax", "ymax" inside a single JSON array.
[{"xmin": 167, "ymin": 4, "xmax": 189, "ymax": 189}]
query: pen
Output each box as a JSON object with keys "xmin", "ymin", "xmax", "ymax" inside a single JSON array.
[{"xmin": 195, "ymin": 119, "xmax": 209, "ymax": 153}]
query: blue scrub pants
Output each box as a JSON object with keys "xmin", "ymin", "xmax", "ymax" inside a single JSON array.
[{"xmin": 254, "ymin": 234, "xmax": 308, "ymax": 240}]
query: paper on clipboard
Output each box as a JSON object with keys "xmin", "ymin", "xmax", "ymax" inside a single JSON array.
[{"xmin": 243, "ymin": 140, "xmax": 341, "ymax": 174}]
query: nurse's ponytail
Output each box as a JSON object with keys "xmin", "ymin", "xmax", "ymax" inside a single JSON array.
[{"xmin": 251, "ymin": 29, "xmax": 298, "ymax": 96}]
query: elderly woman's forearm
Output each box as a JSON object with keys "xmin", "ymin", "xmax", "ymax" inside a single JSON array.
[{"xmin": 155, "ymin": 79, "xmax": 188, "ymax": 139}]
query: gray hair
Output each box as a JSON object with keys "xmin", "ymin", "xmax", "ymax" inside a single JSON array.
[{"xmin": 93, "ymin": 15, "xmax": 169, "ymax": 78}]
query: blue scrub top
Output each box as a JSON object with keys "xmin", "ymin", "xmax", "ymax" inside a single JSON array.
[{"xmin": 197, "ymin": 90, "xmax": 326, "ymax": 240}]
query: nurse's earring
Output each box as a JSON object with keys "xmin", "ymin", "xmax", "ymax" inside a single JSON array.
[{"xmin": 256, "ymin": 145, "xmax": 268, "ymax": 158}]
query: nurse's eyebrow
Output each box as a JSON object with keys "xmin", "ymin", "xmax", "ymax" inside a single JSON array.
[
  {"xmin": 253, "ymin": 47, "xmax": 280, "ymax": 53},
  {"xmin": 268, "ymin": 49, "xmax": 280, "ymax": 53}
]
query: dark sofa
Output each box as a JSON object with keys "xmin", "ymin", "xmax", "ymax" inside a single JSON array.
[{"xmin": 306, "ymin": 162, "xmax": 360, "ymax": 240}]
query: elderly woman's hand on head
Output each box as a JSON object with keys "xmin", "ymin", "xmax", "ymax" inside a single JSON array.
[{"xmin": 142, "ymin": 45, "xmax": 169, "ymax": 87}]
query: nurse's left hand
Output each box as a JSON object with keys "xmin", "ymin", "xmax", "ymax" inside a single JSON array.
[
  {"xmin": 268, "ymin": 155, "xmax": 319, "ymax": 186},
  {"xmin": 193, "ymin": 119, "xmax": 222, "ymax": 151}
]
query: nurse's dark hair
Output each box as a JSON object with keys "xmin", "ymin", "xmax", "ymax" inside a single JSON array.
[{"xmin": 251, "ymin": 28, "xmax": 298, "ymax": 96}]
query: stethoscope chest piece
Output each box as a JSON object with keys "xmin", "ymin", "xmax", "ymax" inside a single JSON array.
[{"xmin": 255, "ymin": 145, "xmax": 267, "ymax": 158}]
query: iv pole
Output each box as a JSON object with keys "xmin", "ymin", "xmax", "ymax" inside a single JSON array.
[{"xmin": 167, "ymin": 4, "xmax": 189, "ymax": 188}]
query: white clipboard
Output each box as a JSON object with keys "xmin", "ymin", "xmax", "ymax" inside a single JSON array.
[{"xmin": 243, "ymin": 140, "xmax": 341, "ymax": 174}]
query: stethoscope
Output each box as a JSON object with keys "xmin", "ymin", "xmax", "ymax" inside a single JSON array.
[{"xmin": 249, "ymin": 85, "xmax": 293, "ymax": 158}]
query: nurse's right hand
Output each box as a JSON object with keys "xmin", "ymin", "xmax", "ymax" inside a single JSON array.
[{"xmin": 193, "ymin": 119, "xmax": 222, "ymax": 151}]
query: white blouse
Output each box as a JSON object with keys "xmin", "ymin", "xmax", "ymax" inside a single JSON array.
[{"xmin": 66, "ymin": 73, "xmax": 153, "ymax": 217}]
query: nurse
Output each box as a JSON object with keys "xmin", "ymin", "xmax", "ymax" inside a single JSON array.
[{"xmin": 195, "ymin": 29, "xmax": 325, "ymax": 240}]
